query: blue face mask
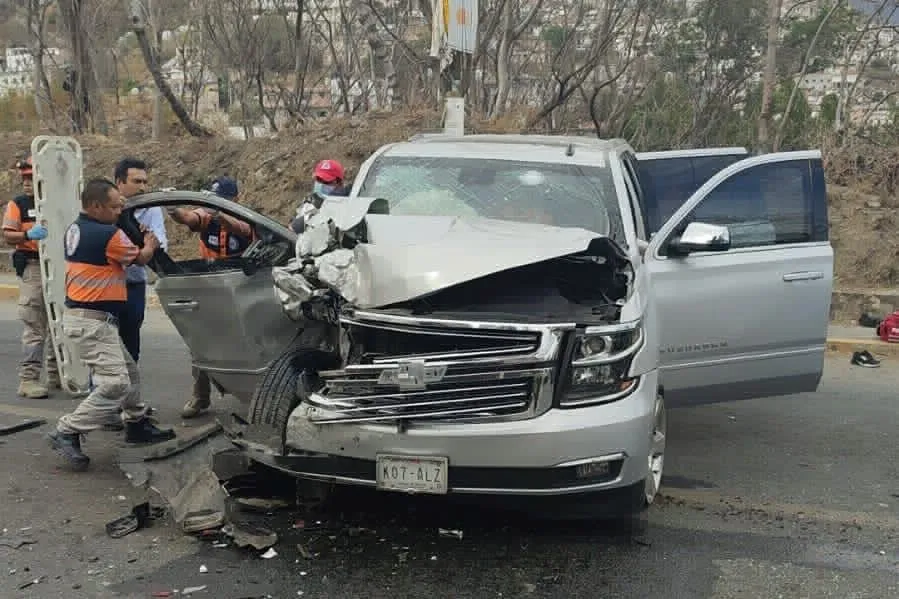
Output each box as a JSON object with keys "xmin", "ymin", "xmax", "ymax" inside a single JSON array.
[{"xmin": 313, "ymin": 181, "xmax": 337, "ymax": 196}]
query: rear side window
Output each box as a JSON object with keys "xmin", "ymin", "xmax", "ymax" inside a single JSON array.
[
  {"xmin": 668, "ymin": 159, "xmax": 828, "ymax": 252},
  {"xmin": 637, "ymin": 155, "xmax": 746, "ymax": 234}
]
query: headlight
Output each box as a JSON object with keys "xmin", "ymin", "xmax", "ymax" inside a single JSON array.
[{"xmin": 558, "ymin": 322, "xmax": 643, "ymax": 408}]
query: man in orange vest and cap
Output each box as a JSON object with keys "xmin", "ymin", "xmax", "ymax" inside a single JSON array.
[{"xmin": 1, "ymin": 154, "xmax": 60, "ymax": 398}]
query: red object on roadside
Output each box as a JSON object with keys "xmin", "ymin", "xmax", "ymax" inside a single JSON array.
[{"xmin": 877, "ymin": 311, "xmax": 899, "ymax": 342}]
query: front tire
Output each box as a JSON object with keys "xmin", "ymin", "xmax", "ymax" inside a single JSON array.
[
  {"xmin": 643, "ymin": 391, "xmax": 667, "ymax": 506},
  {"xmin": 247, "ymin": 347, "xmax": 338, "ymax": 452}
]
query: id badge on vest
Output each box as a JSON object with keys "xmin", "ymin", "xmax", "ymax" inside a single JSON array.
[{"xmin": 27, "ymin": 208, "xmax": 37, "ymax": 219}]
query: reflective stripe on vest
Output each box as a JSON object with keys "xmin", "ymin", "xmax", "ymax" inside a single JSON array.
[
  {"xmin": 198, "ymin": 218, "xmax": 252, "ymax": 259},
  {"xmin": 64, "ymin": 214, "xmax": 134, "ymax": 316},
  {"xmin": 2, "ymin": 194, "xmax": 39, "ymax": 253}
]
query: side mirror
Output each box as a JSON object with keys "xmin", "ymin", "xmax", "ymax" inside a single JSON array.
[{"xmin": 668, "ymin": 222, "xmax": 730, "ymax": 256}]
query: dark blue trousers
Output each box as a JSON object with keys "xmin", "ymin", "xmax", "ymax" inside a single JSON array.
[{"xmin": 119, "ymin": 282, "xmax": 146, "ymax": 362}]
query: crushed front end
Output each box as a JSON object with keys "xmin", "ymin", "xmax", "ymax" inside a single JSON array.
[{"xmin": 243, "ymin": 199, "xmax": 657, "ymax": 513}]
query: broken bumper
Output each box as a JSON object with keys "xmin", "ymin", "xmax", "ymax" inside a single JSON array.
[{"xmin": 244, "ymin": 371, "xmax": 657, "ymax": 498}]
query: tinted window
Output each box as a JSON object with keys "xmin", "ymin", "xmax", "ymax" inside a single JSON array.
[
  {"xmin": 358, "ymin": 156, "xmax": 626, "ymax": 244},
  {"xmin": 637, "ymin": 154, "xmax": 746, "ymax": 234},
  {"xmin": 674, "ymin": 160, "xmax": 822, "ymax": 250}
]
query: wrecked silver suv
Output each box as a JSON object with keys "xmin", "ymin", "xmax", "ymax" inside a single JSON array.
[{"xmin": 126, "ymin": 135, "xmax": 833, "ymax": 518}]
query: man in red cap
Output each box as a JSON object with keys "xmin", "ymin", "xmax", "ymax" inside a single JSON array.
[
  {"xmin": 312, "ymin": 159, "xmax": 348, "ymax": 196},
  {"xmin": 2, "ymin": 154, "xmax": 60, "ymax": 398},
  {"xmin": 290, "ymin": 160, "xmax": 350, "ymax": 233}
]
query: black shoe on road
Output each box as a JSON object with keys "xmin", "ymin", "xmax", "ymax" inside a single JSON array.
[
  {"xmin": 125, "ymin": 418, "xmax": 177, "ymax": 445},
  {"xmin": 851, "ymin": 350, "xmax": 881, "ymax": 368},
  {"xmin": 47, "ymin": 431, "xmax": 90, "ymax": 471}
]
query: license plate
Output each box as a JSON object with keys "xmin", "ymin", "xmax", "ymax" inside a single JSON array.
[{"xmin": 376, "ymin": 455, "xmax": 448, "ymax": 495}]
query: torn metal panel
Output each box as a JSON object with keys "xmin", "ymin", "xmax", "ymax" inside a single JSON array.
[{"xmin": 117, "ymin": 425, "xmax": 234, "ymax": 531}]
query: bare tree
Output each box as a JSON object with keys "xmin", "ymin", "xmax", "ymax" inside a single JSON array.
[
  {"xmin": 128, "ymin": 0, "xmax": 214, "ymax": 137},
  {"xmin": 836, "ymin": 0, "xmax": 899, "ymax": 132},
  {"xmin": 491, "ymin": 0, "xmax": 545, "ymax": 118},
  {"xmin": 203, "ymin": 0, "xmax": 302, "ymax": 134},
  {"xmin": 57, "ymin": 0, "xmax": 109, "ymax": 133},
  {"xmin": 527, "ymin": 0, "xmax": 653, "ymax": 129},
  {"xmin": 26, "ymin": 0, "xmax": 56, "ymax": 127},
  {"xmin": 774, "ymin": 0, "xmax": 842, "ymax": 151}
]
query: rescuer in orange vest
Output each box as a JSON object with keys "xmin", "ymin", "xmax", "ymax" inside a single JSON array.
[
  {"xmin": 167, "ymin": 176, "xmax": 255, "ymax": 418},
  {"xmin": 1, "ymin": 154, "xmax": 60, "ymax": 398},
  {"xmin": 47, "ymin": 178, "xmax": 176, "ymax": 471}
]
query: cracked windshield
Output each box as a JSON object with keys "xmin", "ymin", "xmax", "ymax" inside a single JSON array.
[{"xmin": 358, "ymin": 156, "xmax": 626, "ymax": 244}]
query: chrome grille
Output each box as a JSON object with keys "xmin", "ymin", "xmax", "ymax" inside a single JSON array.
[{"xmin": 307, "ymin": 310, "xmax": 570, "ymax": 424}]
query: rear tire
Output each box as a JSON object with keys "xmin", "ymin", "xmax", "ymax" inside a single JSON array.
[{"xmin": 248, "ymin": 347, "xmax": 339, "ymax": 451}]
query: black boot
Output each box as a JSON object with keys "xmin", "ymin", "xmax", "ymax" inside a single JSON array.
[
  {"xmin": 125, "ymin": 417, "xmax": 176, "ymax": 445},
  {"xmin": 47, "ymin": 431, "xmax": 90, "ymax": 471}
]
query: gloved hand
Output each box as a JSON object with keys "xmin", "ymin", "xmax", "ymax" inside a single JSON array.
[{"xmin": 26, "ymin": 224, "xmax": 47, "ymax": 241}]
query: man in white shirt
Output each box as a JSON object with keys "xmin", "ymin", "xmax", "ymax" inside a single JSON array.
[{"xmin": 114, "ymin": 158, "xmax": 168, "ymax": 362}]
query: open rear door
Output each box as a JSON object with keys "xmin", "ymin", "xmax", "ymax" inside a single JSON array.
[
  {"xmin": 645, "ymin": 151, "xmax": 832, "ymax": 406},
  {"xmin": 635, "ymin": 148, "xmax": 749, "ymax": 237},
  {"xmin": 123, "ymin": 191, "xmax": 300, "ymax": 403}
]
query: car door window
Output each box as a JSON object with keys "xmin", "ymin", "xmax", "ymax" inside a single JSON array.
[
  {"xmin": 665, "ymin": 160, "xmax": 817, "ymax": 253},
  {"xmin": 638, "ymin": 154, "xmax": 749, "ymax": 236}
]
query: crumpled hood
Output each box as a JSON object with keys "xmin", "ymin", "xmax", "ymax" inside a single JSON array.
[{"xmin": 349, "ymin": 214, "xmax": 620, "ymax": 308}]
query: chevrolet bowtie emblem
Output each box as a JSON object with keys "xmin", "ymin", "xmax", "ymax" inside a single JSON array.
[{"xmin": 377, "ymin": 360, "xmax": 447, "ymax": 390}]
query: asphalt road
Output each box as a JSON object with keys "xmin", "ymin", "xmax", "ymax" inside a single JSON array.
[{"xmin": 0, "ymin": 304, "xmax": 896, "ymax": 598}]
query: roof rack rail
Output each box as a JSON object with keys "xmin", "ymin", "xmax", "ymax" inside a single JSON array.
[{"xmin": 404, "ymin": 132, "xmax": 625, "ymax": 149}]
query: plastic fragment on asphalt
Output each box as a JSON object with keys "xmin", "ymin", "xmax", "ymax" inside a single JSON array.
[
  {"xmin": 261, "ymin": 548, "xmax": 278, "ymax": 559},
  {"xmin": 183, "ymin": 585, "xmax": 208, "ymax": 594}
]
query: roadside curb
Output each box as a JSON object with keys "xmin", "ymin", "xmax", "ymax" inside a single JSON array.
[{"xmin": 825, "ymin": 337, "xmax": 899, "ymax": 357}]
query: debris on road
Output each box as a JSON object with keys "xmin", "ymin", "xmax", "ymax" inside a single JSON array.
[
  {"xmin": 0, "ymin": 534, "xmax": 35, "ymax": 549},
  {"xmin": 223, "ymin": 471, "xmax": 297, "ymax": 512},
  {"xmin": 296, "ymin": 542, "xmax": 314, "ymax": 560},
  {"xmin": 261, "ymin": 547, "xmax": 278, "ymax": 559},
  {"xmin": 182, "ymin": 585, "xmax": 208, "ymax": 594},
  {"xmin": 17, "ymin": 575, "xmax": 44, "ymax": 589},
  {"xmin": 0, "ymin": 418, "xmax": 47, "ymax": 436},
  {"xmin": 105, "ymin": 501, "xmax": 166, "ymax": 538},
  {"xmin": 439, "ymin": 528, "xmax": 464, "ymax": 540},
  {"xmin": 199, "ymin": 564, "xmax": 208, "ymax": 573},
  {"xmin": 222, "ymin": 521, "xmax": 278, "ymax": 550}
]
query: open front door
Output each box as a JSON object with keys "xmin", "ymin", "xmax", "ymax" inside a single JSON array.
[
  {"xmin": 123, "ymin": 191, "xmax": 300, "ymax": 403},
  {"xmin": 645, "ymin": 151, "xmax": 833, "ymax": 407}
]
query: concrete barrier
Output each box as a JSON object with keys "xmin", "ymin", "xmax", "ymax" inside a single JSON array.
[{"xmin": 826, "ymin": 337, "xmax": 899, "ymax": 357}]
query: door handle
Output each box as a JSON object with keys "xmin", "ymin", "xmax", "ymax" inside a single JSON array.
[
  {"xmin": 783, "ymin": 271, "xmax": 824, "ymax": 282},
  {"xmin": 167, "ymin": 300, "xmax": 199, "ymax": 311}
]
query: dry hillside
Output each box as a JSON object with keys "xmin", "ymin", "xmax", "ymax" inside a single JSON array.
[{"xmin": 0, "ymin": 112, "xmax": 891, "ymax": 290}]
